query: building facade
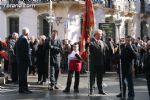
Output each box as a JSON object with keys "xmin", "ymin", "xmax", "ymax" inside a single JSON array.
[{"xmin": 0, "ymin": 0, "xmax": 150, "ymax": 43}]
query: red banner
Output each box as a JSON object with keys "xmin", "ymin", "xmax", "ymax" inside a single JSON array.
[{"xmin": 80, "ymin": 0, "xmax": 95, "ymax": 59}]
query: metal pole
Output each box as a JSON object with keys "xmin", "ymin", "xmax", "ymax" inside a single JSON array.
[
  {"xmin": 115, "ymin": 10, "xmax": 123, "ymax": 98},
  {"xmin": 48, "ymin": 0, "xmax": 52, "ymax": 90},
  {"xmin": 117, "ymin": 24, "xmax": 124, "ymax": 99},
  {"xmin": 87, "ymin": 48, "xmax": 90, "ymax": 96}
]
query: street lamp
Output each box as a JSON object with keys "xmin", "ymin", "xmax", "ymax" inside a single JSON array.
[
  {"xmin": 114, "ymin": 10, "xmax": 123, "ymax": 98},
  {"xmin": 46, "ymin": 0, "xmax": 55, "ymax": 89}
]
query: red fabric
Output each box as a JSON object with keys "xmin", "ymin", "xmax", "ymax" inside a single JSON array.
[
  {"xmin": 0, "ymin": 50, "xmax": 8, "ymax": 60},
  {"xmin": 81, "ymin": 51, "xmax": 87, "ymax": 61},
  {"xmin": 69, "ymin": 60, "xmax": 82, "ymax": 72},
  {"xmin": 80, "ymin": 0, "xmax": 95, "ymax": 58},
  {"xmin": 0, "ymin": 41, "xmax": 8, "ymax": 48}
]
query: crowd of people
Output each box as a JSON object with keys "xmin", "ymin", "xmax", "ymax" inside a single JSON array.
[{"xmin": 0, "ymin": 28, "xmax": 150, "ymax": 100}]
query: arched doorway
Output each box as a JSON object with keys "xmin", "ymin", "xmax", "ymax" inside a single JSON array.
[{"xmin": 37, "ymin": 13, "xmax": 53, "ymax": 37}]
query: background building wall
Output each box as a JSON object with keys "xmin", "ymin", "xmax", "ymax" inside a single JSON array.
[
  {"xmin": 20, "ymin": 9, "xmax": 38, "ymax": 37},
  {"xmin": 67, "ymin": 14, "xmax": 81, "ymax": 44},
  {"xmin": 0, "ymin": 11, "xmax": 6, "ymax": 41},
  {"xmin": 132, "ymin": 15, "xmax": 141, "ymax": 38},
  {"xmin": 95, "ymin": 8, "xmax": 105, "ymax": 28}
]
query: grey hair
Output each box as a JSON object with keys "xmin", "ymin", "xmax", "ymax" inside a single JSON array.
[
  {"xmin": 94, "ymin": 29, "xmax": 102, "ymax": 36},
  {"xmin": 22, "ymin": 27, "xmax": 29, "ymax": 35},
  {"xmin": 12, "ymin": 32, "xmax": 18, "ymax": 38},
  {"xmin": 147, "ymin": 40, "xmax": 150, "ymax": 45}
]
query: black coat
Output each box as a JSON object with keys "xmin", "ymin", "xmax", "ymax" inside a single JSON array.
[
  {"xmin": 89, "ymin": 38, "xmax": 106, "ymax": 71},
  {"xmin": 36, "ymin": 44, "xmax": 46, "ymax": 66},
  {"xmin": 120, "ymin": 44, "xmax": 137, "ymax": 74},
  {"xmin": 15, "ymin": 35, "xmax": 30, "ymax": 66},
  {"xmin": 143, "ymin": 50, "xmax": 150, "ymax": 73}
]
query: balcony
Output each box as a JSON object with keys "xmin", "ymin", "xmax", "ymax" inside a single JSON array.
[
  {"xmin": 0, "ymin": 0, "xmax": 105, "ymax": 5},
  {"xmin": 0, "ymin": 0, "xmax": 104, "ymax": 13},
  {"xmin": 145, "ymin": 3, "xmax": 150, "ymax": 15}
]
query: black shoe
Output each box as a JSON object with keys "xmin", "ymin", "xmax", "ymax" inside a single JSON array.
[
  {"xmin": 116, "ymin": 93, "xmax": 122, "ymax": 97},
  {"xmin": 49, "ymin": 85, "xmax": 54, "ymax": 91},
  {"xmin": 116, "ymin": 93, "xmax": 125, "ymax": 98},
  {"xmin": 25, "ymin": 90, "xmax": 32, "ymax": 93},
  {"xmin": 98, "ymin": 91, "xmax": 106, "ymax": 95},
  {"xmin": 74, "ymin": 89, "xmax": 79, "ymax": 93},
  {"xmin": 128, "ymin": 96, "xmax": 134, "ymax": 100},
  {"xmin": 90, "ymin": 90, "xmax": 94, "ymax": 95},
  {"xmin": 19, "ymin": 90, "xmax": 32, "ymax": 94},
  {"xmin": 54, "ymin": 85, "xmax": 59, "ymax": 90},
  {"xmin": 63, "ymin": 89, "xmax": 70, "ymax": 93}
]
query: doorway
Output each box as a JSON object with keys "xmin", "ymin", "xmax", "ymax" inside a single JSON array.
[{"xmin": 8, "ymin": 17, "xmax": 19, "ymax": 35}]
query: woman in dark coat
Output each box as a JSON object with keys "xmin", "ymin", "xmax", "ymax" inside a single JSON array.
[{"xmin": 36, "ymin": 35, "xmax": 47, "ymax": 84}]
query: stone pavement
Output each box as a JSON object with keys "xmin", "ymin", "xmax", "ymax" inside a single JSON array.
[{"xmin": 0, "ymin": 72, "xmax": 149, "ymax": 100}]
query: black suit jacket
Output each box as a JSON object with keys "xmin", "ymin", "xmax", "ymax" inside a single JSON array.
[
  {"xmin": 143, "ymin": 50, "xmax": 150, "ymax": 73},
  {"xmin": 89, "ymin": 38, "xmax": 106, "ymax": 70},
  {"xmin": 15, "ymin": 35, "xmax": 30, "ymax": 66},
  {"xmin": 120, "ymin": 44, "xmax": 137, "ymax": 73}
]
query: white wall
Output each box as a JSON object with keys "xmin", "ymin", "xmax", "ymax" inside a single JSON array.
[
  {"xmin": 134, "ymin": 0, "xmax": 141, "ymax": 13},
  {"xmin": 95, "ymin": 8, "xmax": 105, "ymax": 28},
  {"xmin": 67, "ymin": 14, "xmax": 81, "ymax": 44},
  {"xmin": 133, "ymin": 15, "xmax": 141, "ymax": 38},
  {"xmin": 20, "ymin": 9, "xmax": 38, "ymax": 37},
  {"xmin": 0, "ymin": 11, "xmax": 6, "ymax": 41}
]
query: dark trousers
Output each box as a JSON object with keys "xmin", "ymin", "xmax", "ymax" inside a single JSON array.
[
  {"xmin": 11, "ymin": 62, "xmax": 18, "ymax": 82},
  {"xmin": 90, "ymin": 66, "xmax": 103, "ymax": 92},
  {"xmin": 4, "ymin": 59, "xmax": 9, "ymax": 73},
  {"xmin": 18, "ymin": 63, "xmax": 28, "ymax": 91},
  {"xmin": 119, "ymin": 72, "xmax": 134, "ymax": 97},
  {"xmin": 29, "ymin": 65, "xmax": 36, "ymax": 75},
  {"xmin": 37, "ymin": 64, "xmax": 46, "ymax": 82},
  {"xmin": 146, "ymin": 73, "xmax": 150, "ymax": 97},
  {"xmin": 50, "ymin": 65, "xmax": 59, "ymax": 85},
  {"xmin": 65, "ymin": 70, "xmax": 80, "ymax": 90}
]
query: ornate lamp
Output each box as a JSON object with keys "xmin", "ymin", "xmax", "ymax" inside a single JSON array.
[{"xmin": 45, "ymin": 0, "xmax": 55, "ymax": 89}]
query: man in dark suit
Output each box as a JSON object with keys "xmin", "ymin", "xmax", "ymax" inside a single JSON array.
[
  {"xmin": 45, "ymin": 30, "xmax": 62, "ymax": 91},
  {"xmin": 116, "ymin": 35, "xmax": 136, "ymax": 99},
  {"xmin": 15, "ymin": 27, "xmax": 32, "ymax": 94},
  {"xmin": 143, "ymin": 40, "xmax": 150, "ymax": 99},
  {"xmin": 89, "ymin": 29, "xmax": 106, "ymax": 95}
]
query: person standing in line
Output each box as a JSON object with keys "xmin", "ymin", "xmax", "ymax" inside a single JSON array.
[
  {"xmin": 8, "ymin": 32, "xmax": 19, "ymax": 83},
  {"xmin": 143, "ymin": 40, "xmax": 150, "ymax": 99},
  {"xmin": 63, "ymin": 43, "xmax": 82, "ymax": 93},
  {"xmin": 45, "ymin": 30, "xmax": 62, "ymax": 91},
  {"xmin": 116, "ymin": 35, "xmax": 137, "ymax": 99},
  {"xmin": 89, "ymin": 29, "xmax": 106, "ymax": 95},
  {"xmin": 36, "ymin": 35, "xmax": 47, "ymax": 85},
  {"xmin": 29, "ymin": 36, "xmax": 37, "ymax": 76},
  {"xmin": 15, "ymin": 27, "xmax": 32, "ymax": 94}
]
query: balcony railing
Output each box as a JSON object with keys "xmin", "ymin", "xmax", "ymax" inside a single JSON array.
[
  {"xmin": 0, "ymin": 0, "xmax": 116, "ymax": 10},
  {"xmin": 0, "ymin": 0, "xmax": 107, "ymax": 6},
  {"xmin": 0, "ymin": 0, "xmax": 102, "ymax": 4}
]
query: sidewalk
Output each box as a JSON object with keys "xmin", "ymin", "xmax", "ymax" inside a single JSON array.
[
  {"xmin": 0, "ymin": 72, "xmax": 8, "ymax": 85},
  {"xmin": 0, "ymin": 66, "xmax": 8, "ymax": 85}
]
